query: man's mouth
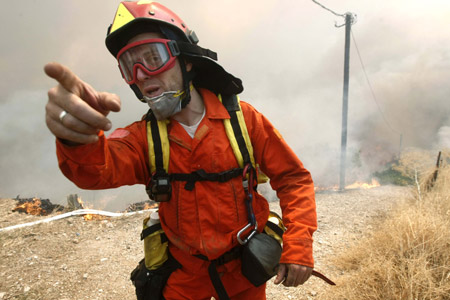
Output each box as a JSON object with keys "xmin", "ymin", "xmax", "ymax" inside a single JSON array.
[{"xmin": 144, "ymin": 86, "xmax": 163, "ymax": 98}]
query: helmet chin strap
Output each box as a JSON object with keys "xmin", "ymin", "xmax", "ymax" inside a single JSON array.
[
  {"xmin": 179, "ymin": 56, "xmax": 195, "ymax": 109},
  {"xmin": 131, "ymin": 84, "xmax": 144, "ymax": 101}
]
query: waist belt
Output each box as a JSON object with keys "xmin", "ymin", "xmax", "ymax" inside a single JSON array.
[{"xmin": 194, "ymin": 247, "xmax": 242, "ymax": 300}]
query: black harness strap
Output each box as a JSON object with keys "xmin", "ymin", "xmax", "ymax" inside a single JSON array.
[
  {"xmin": 145, "ymin": 112, "xmax": 173, "ymax": 202},
  {"xmin": 148, "ymin": 112, "xmax": 166, "ymax": 177},
  {"xmin": 195, "ymin": 247, "xmax": 242, "ymax": 300},
  {"xmin": 208, "ymin": 261, "xmax": 229, "ymax": 300},
  {"xmin": 170, "ymin": 168, "xmax": 243, "ymax": 191}
]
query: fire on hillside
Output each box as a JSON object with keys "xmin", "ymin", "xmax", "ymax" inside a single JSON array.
[
  {"xmin": 12, "ymin": 197, "xmax": 64, "ymax": 216},
  {"xmin": 74, "ymin": 197, "xmax": 110, "ymax": 221},
  {"xmin": 12, "ymin": 195, "xmax": 157, "ymax": 221},
  {"xmin": 315, "ymin": 178, "xmax": 381, "ymax": 192},
  {"xmin": 345, "ymin": 178, "xmax": 381, "ymax": 189}
]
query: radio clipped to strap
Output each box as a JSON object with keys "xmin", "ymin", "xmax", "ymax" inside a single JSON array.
[
  {"xmin": 145, "ymin": 112, "xmax": 171, "ymax": 202},
  {"xmin": 147, "ymin": 173, "xmax": 172, "ymax": 202}
]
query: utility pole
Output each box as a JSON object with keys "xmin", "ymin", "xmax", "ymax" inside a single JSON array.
[
  {"xmin": 311, "ymin": 1, "xmax": 357, "ymax": 191},
  {"xmin": 339, "ymin": 13, "xmax": 353, "ymax": 191}
]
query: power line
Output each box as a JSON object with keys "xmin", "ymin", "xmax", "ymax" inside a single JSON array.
[
  {"xmin": 311, "ymin": 1, "xmax": 357, "ymax": 28},
  {"xmin": 350, "ymin": 29, "xmax": 402, "ymax": 136},
  {"xmin": 311, "ymin": 0, "xmax": 345, "ymax": 17}
]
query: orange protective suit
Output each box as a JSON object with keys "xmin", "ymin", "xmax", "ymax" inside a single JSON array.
[{"xmin": 56, "ymin": 88, "xmax": 317, "ymax": 299}]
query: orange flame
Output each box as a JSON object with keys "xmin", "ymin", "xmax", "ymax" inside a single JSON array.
[
  {"xmin": 77, "ymin": 197, "xmax": 86, "ymax": 208},
  {"xmin": 345, "ymin": 178, "xmax": 381, "ymax": 189},
  {"xmin": 315, "ymin": 179, "xmax": 381, "ymax": 192},
  {"xmin": 13, "ymin": 198, "xmax": 48, "ymax": 216},
  {"xmin": 143, "ymin": 202, "xmax": 158, "ymax": 210},
  {"xmin": 83, "ymin": 214, "xmax": 109, "ymax": 221},
  {"xmin": 74, "ymin": 197, "xmax": 105, "ymax": 221}
]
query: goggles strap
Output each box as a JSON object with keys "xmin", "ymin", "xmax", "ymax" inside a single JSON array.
[{"xmin": 177, "ymin": 42, "xmax": 218, "ymax": 61}]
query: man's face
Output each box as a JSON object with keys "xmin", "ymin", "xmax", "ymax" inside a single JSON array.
[{"xmin": 126, "ymin": 32, "xmax": 189, "ymax": 98}]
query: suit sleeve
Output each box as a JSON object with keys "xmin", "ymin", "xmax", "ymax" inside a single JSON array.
[
  {"xmin": 241, "ymin": 102, "xmax": 317, "ymax": 268},
  {"xmin": 55, "ymin": 121, "xmax": 150, "ymax": 190}
]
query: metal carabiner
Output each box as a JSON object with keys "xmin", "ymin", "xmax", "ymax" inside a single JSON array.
[{"xmin": 236, "ymin": 221, "xmax": 258, "ymax": 245}]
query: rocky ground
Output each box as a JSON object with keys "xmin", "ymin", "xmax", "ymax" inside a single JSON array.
[{"xmin": 0, "ymin": 185, "xmax": 411, "ymax": 300}]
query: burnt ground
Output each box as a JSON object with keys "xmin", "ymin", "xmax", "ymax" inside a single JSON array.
[{"xmin": 0, "ymin": 185, "xmax": 410, "ymax": 300}]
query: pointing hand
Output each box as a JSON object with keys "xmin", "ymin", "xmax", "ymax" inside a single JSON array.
[{"xmin": 44, "ymin": 62, "xmax": 121, "ymax": 144}]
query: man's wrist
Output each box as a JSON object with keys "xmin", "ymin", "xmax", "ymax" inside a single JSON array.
[{"xmin": 58, "ymin": 138, "xmax": 82, "ymax": 147}]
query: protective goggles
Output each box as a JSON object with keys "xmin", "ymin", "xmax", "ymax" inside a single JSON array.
[{"xmin": 117, "ymin": 38, "xmax": 181, "ymax": 84}]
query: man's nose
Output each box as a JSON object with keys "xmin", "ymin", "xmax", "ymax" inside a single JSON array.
[{"xmin": 135, "ymin": 66, "xmax": 150, "ymax": 82}]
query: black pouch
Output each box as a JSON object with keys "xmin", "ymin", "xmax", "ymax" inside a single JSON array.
[
  {"xmin": 241, "ymin": 232, "xmax": 282, "ymax": 287},
  {"xmin": 130, "ymin": 253, "xmax": 181, "ymax": 300}
]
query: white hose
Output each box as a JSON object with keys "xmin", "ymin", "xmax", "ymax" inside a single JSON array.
[{"xmin": 0, "ymin": 208, "xmax": 156, "ymax": 232}]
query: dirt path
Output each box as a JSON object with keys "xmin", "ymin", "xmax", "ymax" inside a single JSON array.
[{"xmin": 0, "ymin": 185, "xmax": 410, "ymax": 300}]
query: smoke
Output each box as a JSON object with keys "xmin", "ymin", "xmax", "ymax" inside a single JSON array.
[
  {"xmin": 345, "ymin": 9, "xmax": 450, "ymax": 180},
  {"xmin": 1, "ymin": 0, "xmax": 449, "ymax": 210},
  {"xmin": 437, "ymin": 126, "xmax": 450, "ymax": 149}
]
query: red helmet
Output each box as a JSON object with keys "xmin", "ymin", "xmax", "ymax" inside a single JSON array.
[
  {"xmin": 106, "ymin": 1, "xmax": 198, "ymax": 56},
  {"xmin": 106, "ymin": 1, "xmax": 243, "ymax": 98}
]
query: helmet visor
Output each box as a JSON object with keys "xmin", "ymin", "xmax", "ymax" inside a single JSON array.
[{"xmin": 117, "ymin": 39, "xmax": 178, "ymax": 84}]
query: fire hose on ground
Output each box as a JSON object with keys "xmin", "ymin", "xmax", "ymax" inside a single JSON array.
[
  {"xmin": 0, "ymin": 208, "xmax": 156, "ymax": 232},
  {"xmin": 1, "ymin": 207, "xmax": 337, "ymax": 285}
]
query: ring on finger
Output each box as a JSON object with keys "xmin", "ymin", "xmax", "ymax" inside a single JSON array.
[{"xmin": 59, "ymin": 110, "xmax": 68, "ymax": 122}]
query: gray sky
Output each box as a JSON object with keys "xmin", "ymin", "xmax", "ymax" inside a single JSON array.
[{"xmin": 1, "ymin": 0, "xmax": 449, "ymax": 210}]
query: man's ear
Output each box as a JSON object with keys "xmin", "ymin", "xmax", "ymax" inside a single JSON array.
[
  {"xmin": 182, "ymin": 57, "xmax": 193, "ymax": 72},
  {"xmin": 185, "ymin": 61, "xmax": 193, "ymax": 72}
]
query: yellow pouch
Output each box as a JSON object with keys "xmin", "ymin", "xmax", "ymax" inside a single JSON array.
[
  {"xmin": 142, "ymin": 216, "xmax": 169, "ymax": 270},
  {"xmin": 263, "ymin": 211, "xmax": 286, "ymax": 245}
]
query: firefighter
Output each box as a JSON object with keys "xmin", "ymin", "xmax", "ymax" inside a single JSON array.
[{"xmin": 44, "ymin": 2, "xmax": 317, "ymax": 299}]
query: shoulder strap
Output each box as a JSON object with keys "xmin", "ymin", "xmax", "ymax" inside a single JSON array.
[
  {"xmin": 219, "ymin": 94, "xmax": 256, "ymax": 168},
  {"xmin": 146, "ymin": 112, "xmax": 170, "ymax": 174},
  {"xmin": 220, "ymin": 94, "xmax": 268, "ymax": 183}
]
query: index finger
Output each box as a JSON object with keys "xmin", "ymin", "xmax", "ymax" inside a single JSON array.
[
  {"xmin": 274, "ymin": 263, "xmax": 287, "ymax": 285},
  {"xmin": 44, "ymin": 62, "xmax": 81, "ymax": 95}
]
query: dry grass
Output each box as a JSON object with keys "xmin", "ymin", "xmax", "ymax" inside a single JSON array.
[
  {"xmin": 321, "ymin": 151, "xmax": 450, "ymax": 300},
  {"xmin": 393, "ymin": 148, "xmax": 437, "ymax": 179}
]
